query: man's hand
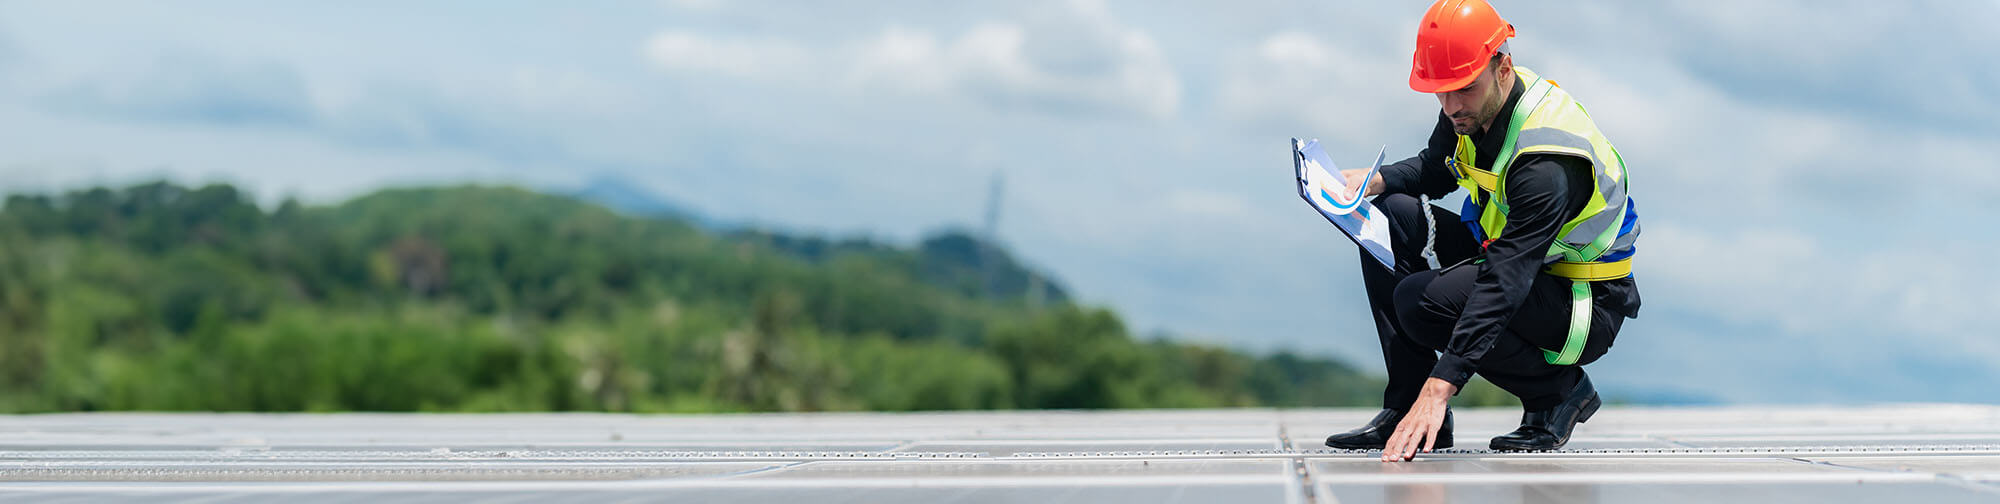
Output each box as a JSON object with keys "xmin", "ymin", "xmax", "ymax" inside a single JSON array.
[
  {"xmin": 1339, "ymin": 168, "xmax": 1385, "ymax": 201},
  {"xmin": 1382, "ymin": 377, "xmax": 1457, "ymax": 462}
]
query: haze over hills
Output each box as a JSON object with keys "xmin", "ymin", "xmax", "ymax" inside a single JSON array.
[{"xmin": 572, "ymin": 174, "xmax": 715, "ymax": 229}]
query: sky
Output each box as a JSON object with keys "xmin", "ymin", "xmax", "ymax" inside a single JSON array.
[{"xmin": 1, "ymin": 0, "xmax": 1996, "ymax": 404}]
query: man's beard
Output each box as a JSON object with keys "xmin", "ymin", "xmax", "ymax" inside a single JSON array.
[{"xmin": 1450, "ymin": 79, "xmax": 1506, "ymax": 136}]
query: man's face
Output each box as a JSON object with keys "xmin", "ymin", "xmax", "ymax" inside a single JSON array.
[{"xmin": 1437, "ymin": 56, "xmax": 1511, "ymax": 136}]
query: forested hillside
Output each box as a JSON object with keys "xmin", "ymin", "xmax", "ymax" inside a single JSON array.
[{"xmin": 0, "ymin": 181, "xmax": 1513, "ymax": 413}]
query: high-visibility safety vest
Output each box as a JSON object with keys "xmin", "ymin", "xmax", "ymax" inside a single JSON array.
[{"xmin": 1444, "ymin": 66, "xmax": 1639, "ymax": 366}]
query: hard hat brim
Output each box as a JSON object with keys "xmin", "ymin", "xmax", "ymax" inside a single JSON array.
[{"xmin": 1408, "ymin": 50, "xmax": 1486, "ymax": 94}]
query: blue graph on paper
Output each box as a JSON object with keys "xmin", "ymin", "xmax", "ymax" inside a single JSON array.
[{"xmin": 1293, "ymin": 139, "xmax": 1395, "ymax": 270}]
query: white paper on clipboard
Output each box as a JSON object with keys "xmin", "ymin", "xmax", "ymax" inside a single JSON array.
[{"xmin": 1293, "ymin": 138, "xmax": 1395, "ymax": 270}]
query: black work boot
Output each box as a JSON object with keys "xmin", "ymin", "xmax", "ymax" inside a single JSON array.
[
  {"xmin": 1490, "ymin": 374, "xmax": 1601, "ymax": 451},
  {"xmin": 1325, "ymin": 408, "xmax": 1453, "ymax": 450}
]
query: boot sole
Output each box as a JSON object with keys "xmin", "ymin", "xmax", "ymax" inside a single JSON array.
[
  {"xmin": 1489, "ymin": 394, "xmax": 1601, "ymax": 452},
  {"xmin": 1324, "ymin": 439, "xmax": 1383, "ymax": 450},
  {"xmin": 1579, "ymin": 393, "xmax": 1601, "ymax": 423}
]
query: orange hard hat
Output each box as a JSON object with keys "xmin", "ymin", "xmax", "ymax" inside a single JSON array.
[{"xmin": 1408, "ymin": 0, "xmax": 1515, "ymax": 93}]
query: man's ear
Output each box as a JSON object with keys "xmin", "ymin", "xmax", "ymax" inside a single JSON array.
[{"xmin": 1497, "ymin": 53, "xmax": 1514, "ymax": 82}]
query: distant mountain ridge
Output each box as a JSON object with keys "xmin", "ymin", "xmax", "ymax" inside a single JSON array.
[
  {"xmin": 731, "ymin": 229, "xmax": 1070, "ymax": 306},
  {"xmin": 570, "ymin": 174, "xmax": 713, "ymax": 227},
  {"xmin": 570, "ymin": 173, "xmax": 1068, "ymax": 307}
]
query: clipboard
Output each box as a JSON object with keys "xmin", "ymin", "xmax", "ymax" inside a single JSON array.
[{"xmin": 1293, "ymin": 138, "xmax": 1395, "ymax": 270}]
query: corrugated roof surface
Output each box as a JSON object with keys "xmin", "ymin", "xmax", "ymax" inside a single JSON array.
[{"xmin": 3, "ymin": 405, "xmax": 1999, "ymax": 502}]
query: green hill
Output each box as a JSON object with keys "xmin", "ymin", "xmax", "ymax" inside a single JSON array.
[{"xmin": 0, "ymin": 181, "xmax": 1404, "ymax": 413}]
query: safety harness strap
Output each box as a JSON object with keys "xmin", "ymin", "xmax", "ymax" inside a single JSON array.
[
  {"xmin": 1543, "ymin": 258, "xmax": 1632, "ymax": 281},
  {"xmin": 1458, "ymin": 164, "xmax": 1502, "ymax": 194},
  {"xmin": 1537, "ymin": 260, "xmax": 1629, "ymax": 365},
  {"xmin": 1543, "ymin": 280, "xmax": 1591, "ymax": 365},
  {"xmin": 1488, "ymin": 78, "xmax": 1555, "ymax": 194}
]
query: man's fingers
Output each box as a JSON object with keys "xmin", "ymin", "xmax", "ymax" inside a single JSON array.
[
  {"xmin": 1339, "ymin": 172, "xmax": 1364, "ymax": 201},
  {"xmin": 1392, "ymin": 423, "xmax": 1416, "ymax": 461},
  {"xmin": 1384, "ymin": 415, "xmax": 1441, "ymax": 461},
  {"xmin": 1381, "ymin": 423, "xmax": 1410, "ymax": 462},
  {"xmin": 1409, "ymin": 424, "xmax": 1428, "ymax": 458},
  {"xmin": 1420, "ymin": 414, "xmax": 1439, "ymax": 453}
]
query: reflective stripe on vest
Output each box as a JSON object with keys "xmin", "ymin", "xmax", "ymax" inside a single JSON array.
[{"xmin": 1446, "ymin": 67, "xmax": 1640, "ymax": 366}]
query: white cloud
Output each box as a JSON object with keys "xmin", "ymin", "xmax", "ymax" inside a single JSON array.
[
  {"xmin": 644, "ymin": 1, "xmax": 1180, "ymax": 119},
  {"xmin": 643, "ymin": 31, "xmax": 811, "ymax": 81},
  {"xmin": 1524, "ymin": 32, "xmax": 2000, "ymax": 388},
  {"xmin": 1626, "ymin": 221, "xmax": 2000, "ymax": 401},
  {"xmin": 1216, "ymin": 32, "xmax": 1430, "ymax": 148},
  {"xmin": 848, "ymin": 20, "xmax": 1178, "ymax": 119},
  {"xmin": 1642, "ymin": 2, "xmax": 1999, "ymax": 131},
  {"xmin": 1643, "ymin": 224, "xmax": 1945, "ymax": 338}
]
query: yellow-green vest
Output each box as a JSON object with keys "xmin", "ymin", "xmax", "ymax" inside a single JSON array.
[{"xmin": 1445, "ymin": 66, "xmax": 1639, "ymax": 364}]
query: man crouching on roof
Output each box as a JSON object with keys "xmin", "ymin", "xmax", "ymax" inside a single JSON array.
[{"xmin": 1321, "ymin": 0, "xmax": 1643, "ymax": 461}]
